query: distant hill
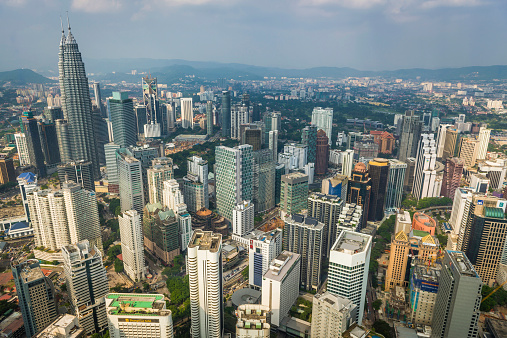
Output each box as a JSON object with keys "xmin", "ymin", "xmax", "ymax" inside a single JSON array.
[{"xmin": 0, "ymin": 69, "xmax": 56, "ymax": 85}]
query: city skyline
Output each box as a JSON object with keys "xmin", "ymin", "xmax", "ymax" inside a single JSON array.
[{"xmin": 0, "ymin": 0, "xmax": 506, "ymax": 72}]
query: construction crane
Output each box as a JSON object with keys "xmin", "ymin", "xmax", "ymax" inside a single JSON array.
[{"xmin": 481, "ymin": 280, "xmax": 507, "ymax": 304}]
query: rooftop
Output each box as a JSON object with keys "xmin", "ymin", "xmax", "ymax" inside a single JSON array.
[
  {"xmin": 189, "ymin": 230, "xmax": 222, "ymax": 253},
  {"xmin": 332, "ymin": 230, "xmax": 371, "ymax": 255},
  {"xmin": 264, "ymin": 251, "xmax": 300, "ymax": 282},
  {"xmin": 447, "ymin": 250, "xmax": 479, "ymax": 278},
  {"xmin": 106, "ymin": 293, "xmax": 170, "ymax": 317}
]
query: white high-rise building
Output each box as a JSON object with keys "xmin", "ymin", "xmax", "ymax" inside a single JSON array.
[
  {"xmin": 232, "ymin": 200, "xmax": 254, "ymax": 236},
  {"xmin": 62, "ymin": 181, "xmax": 102, "ymax": 251},
  {"xmin": 14, "ymin": 133, "xmax": 30, "ymax": 166},
  {"xmin": 181, "ymin": 97, "xmax": 193, "ymax": 129},
  {"xmin": 304, "ymin": 162, "xmax": 315, "ymax": 184},
  {"xmin": 311, "ymin": 107, "xmax": 333, "ymax": 145},
  {"xmin": 163, "ymin": 179, "xmax": 192, "ymax": 251},
  {"xmin": 235, "ymin": 304, "xmax": 270, "ymax": 338},
  {"xmin": 17, "ymin": 172, "xmax": 38, "ymax": 221},
  {"xmin": 119, "ymin": 210, "xmax": 145, "ymax": 282},
  {"xmin": 62, "ymin": 240, "xmax": 109, "ymax": 335},
  {"xmin": 436, "ymin": 124, "xmax": 452, "ymax": 158},
  {"xmin": 231, "ymin": 104, "xmax": 250, "ymax": 139},
  {"xmin": 147, "ymin": 160, "xmax": 173, "ymax": 204},
  {"xmin": 187, "ymin": 230, "xmax": 223, "ymax": 338},
  {"xmin": 183, "ymin": 156, "xmax": 209, "ymax": 213},
  {"xmin": 449, "ymin": 188, "xmax": 475, "ymax": 235},
  {"xmin": 341, "ymin": 149, "xmax": 354, "ymax": 178},
  {"xmin": 477, "ymin": 127, "xmax": 491, "ymax": 160},
  {"xmin": 117, "ymin": 153, "xmax": 144, "ymax": 215},
  {"xmin": 268, "ymin": 130, "xmax": 278, "ymax": 161},
  {"xmin": 311, "ymin": 292, "xmax": 357, "ymax": 338},
  {"xmin": 284, "ymin": 143, "xmax": 308, "ymax": 169},
  {"xmin": 328, "ymin": 230, "xmax": 372, "ymax": 325},
  {"xmin": 105, "ymin": 293, "xmax": 174, "ymax": 338},
  {"xmin": 412, "ymin": 134, "xmax": 439, "ymax": 200},
  {"xmin": 261, "ymin": 251, "xmax": 301, "ymax": 327}
]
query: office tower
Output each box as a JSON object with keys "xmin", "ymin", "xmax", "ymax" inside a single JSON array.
[
  {"xmin": 280, "ymin": 172, "xmax": 308, "ymax": 215},
  {"xmin": 134, "ymin": 104, "xmax": 147, "ymax": 136},
  {"xmin": 231, "ymin": 104, "xmax": 250, "ymax": 139},
  {"xmin": 244, "ymin": 129, "xmax": 262, "ymax": 151},
  {"xmin": 341, "ymin": 149, "xmax": 354, "ymax": 178},
  {"xmin": 479, "ymin": 159, "xmax": 507, "ymax": 190},
  {"xmin": 268, "ymin": 130, "xmax": 278, "ymax": 161},
  {"xmin": 368, "ymin": 159, "xmax": 389, "ymax": 221},
  {"xmin": 385, "ymin": 230, "xmax": 439, "ymax": 291},
  {"xmin": 235, "ymin": 304, "xmax": 270, "ymax": 338},
  {"xmin": 164, "ymin": 101, "xmax": 176, "ymax": 132},
  {"xmin": 147, "ymin": 160, "xmax": 173, "ymax": 204},
  {"xmin": 321, "ymin": 174, "xmax": 348, "ymax": 200},
  {"xmin": 232, "ymin": 200, "xmax": 254, "ymax": 236},
  {"xmin": 301, "ymin": 125, "xmax": 317, "ymax": 163},
  {"xmin": 311, "ymin": 292, "xmax": 357, "ymax": 338},
  {"xmin": 311, "ymin": 107, "xmax": 333, "ymax": 145},
  {"xmin": 12, "ymin": 260, "xmax": 57, "ymax": 338},
  {"xmin": 436, "ymin": 124, "xmax": 452, "ymax": 158},
  {"xmin": 55, "ymin": 119, "xmax": 72, "ymax": 163},
  {"xmin": 371, "ymin": 131, "xmax": 395, "ymax": 154},
  {"xmin": 441, "ymin": 157, "xmax": 464, "ymax": 199},
  {"xmin": 284, "ymin": 214, "xmax": 324, "ymax": 291},
  {"xmin": 104, "ymin": 143, "xmax": 120, "ymax": 193},
  {"xmin": 305, "ymin": 162, "xmax": 315, "ymax": 184},
  {"xmin": 470, "ymin": 173, "xmax": 490, "ymax": 193},
  {"xmin": 385, "ymin": 159, "xmax": 406, "ymax": 212},
  {"xmin": 109, "ymin": 92, "xmax": 136, "ymax": 147},
  {"xmin": 14, "ymin": 132, "xmax": 30, "ymax": 166},
  {"xmin": 105, "ymin": 293, "xmax": 174, "ymax": 338},
  {"xmin": 398, "ymin": 110, "xmax": 423, "ymax": 162},
  {"xmin": 449, "ymin": 188, "xmax": 474, "ymax": 236},
  {"xmin": 62, "ymin": 241, "xmax": 108, "ymax": 335},
  {"xmin": 261, "ymin": 251, "xmax": 301, "ymax": 327},
  {"xmin": 221, "ymin": 91, "xmax": 231, "ymax": 137},
  {"xmin": 430, "ymin": 251, "xmax": 482, "ymax": 338},
  {"xmin": 58, "ymin": 23, "xmax": 99, "ymax": 176},
  {"xmin": 18, "ymin": 172, "xmax": 37, "ymax": 220},
  {"xmin": 62, "ymin": 181, "xmax": 103, "ymax": 250},
  {"xmin": 307, "ymin": 193, "xmax": 343, "ymax": 258},
  {"xmin": 92, "ymin": 82, "xmax": 105, "ymax": 116},
  {"xmin": 27, "ymin": 188, "xmax": 70, "ymax": 250},
  {"xmin": 457, "ymin": 137, "xmax": 479, "ymax": 167},
  {"xmin": 35, "ymin": 314, "xmax": 86, "ymax": 337},
  {"xmin": 412, "ymin": 134, "xmax": 439, "ymax": 200},
  {"xmin": 215, "ymin": 145, "xmax": 253, "ymax": 221},
  {"xmin": 274, "ymin": 163, "xmax": 284, "ymax": 205},
  {"xmin": 183, "ymin": 156, "xmax": 209, "ymax": 213},
  {"xmin": 117, "ymin": 153, "xmax": 144, "ymax": 215},
  {"xmin": 21, "ymin": 111, "xmax": 46, "ymax": 177},
  {"xmin": 337, "ymin": 202, "xmax": 364, "ymax": 232},
  {"xmin": 270, "ymin": 112, "xmax": 281, "ymax": 132},
  {"xmin": 160, "ymin": 180, "xmax": 193, "ymax": 251},
  {"xmin": 206, "ymin": 100, "xmax": 213, "ymax": 135},
  {"xmin": 0, "ymin": 157, "xmax": 15, "ymax": 184},
  {"xmin": 181, "ymin": 97, "xmax": 193, "ymax": 129},
  {"xmin": 409, "ymin": 262, "xmax": 440, "ymax": 325},
  {"xmin": 477, "ymin": 126, "xmax": 491, "ymax": 160},
  {"xmin": 315, "ymin": 130, "xmax": 329, "ymax": 176},
  {"xmin": 252, "ymin": 149, "xmax": 275, "ymax": 213},
  {"xmin": 233, "ymin": 228, "xmax": 283, "ymax": 288},
  {"xmin": 143, "ymin": 203, "xmax": 181, "ymax": 264},
  {"xmin": 187, "ymin": 230, "xmax": 223, "ymax": 338},
  {"xmin": 142, "ymin": 75, "xmax": 161, "ymax": 137},
  {"xmin": 119, "ymin": 210, "xmax": 145, "ymax": 282},
  {"xmin": 57, "ymin": 160, "xmax": 94, "ymax": 192},
  {"xmin": 327, "ymin": 231, "xmax": 372, "ymax": 325},
  {"xmin": 347, "ymin": 163, "xmax": 371, "ymax": 229},
  {"xmin": 38, "ymin": 121, "xmax": 61, "ymax": 166},
  {"xmin": 442, "ymin": 128, "xmax": 459, "ymax": 160},
  {"xmin": 92, "ymin": 106, "xmax": 108, "ymax": 165},
  {"xmin": 43, "ymin": 106, "xmax": 64, "ymax": 122}
]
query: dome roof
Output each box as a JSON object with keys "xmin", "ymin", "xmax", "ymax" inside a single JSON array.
[
  {"xmin": 354, "ymin": 162, "xmax": 367, "ymax": 172},
  {"xmin": 196, "ymin": 208, "xmax": 212, "ymax": 217}
]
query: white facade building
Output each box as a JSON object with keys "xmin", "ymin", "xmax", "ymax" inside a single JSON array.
[
  {"xmin": 311, "ymin": 292, "xmax": 357, "ymax": 338},
  {"xmin": 284, "ymin": 144, "xmax": 308, "ymax": 169},
  {"xmin": 477, "ymin": 127, "xmax": 491, "ymax": 160},
  {"xmin": 412, "ymin": 134, "xmax": 439, "ymax": 200},
  {"xmin": 311, "ymin": 107, "xmax": 333, "ymax": 145},
  {"xmin": 163, "ymin": 179, "xmax": 192, "ymax": 251},
  {"xmin": 14, "ymin": 133, "xmax": 30, "ymax": 166},
  {"xmin": 181, "ymin": 97, "xmax": 193, "ymax": 129},
  {"xmin": 261, "ymin": 251, "xmax": 301, "ymax": 327},
  {"xmin": 341, "ymin": 149, "xmax": 354, "ymax": 178},
  {"xmin": 117, "ymin": 153, "xmax": 144, "ymax": 215},
  {"xmin": 235, "ymin": 304, "xmax": 270, "ymax": 338},
  {"xmin": 436, "ymin": 124, "xmax": 452, "ymax": 158},
  {"xmin": 119, "ymin": 210, "xmax": 145, "ymax": 282},
  {"xmin": 278, "ymin": 153, "xmax": 298, "ymax": 174},
  {"xmin": 231, "ymin": 105, "xmax": 250, "ymax": 139},
  {"xmin": 268, "ymin": 130, "xmax": 278, "ymax": 162},
  {"xmin": 327, "ymin": 230, "xmax": 372, "ymax": 325},
  {"xmin": 187, "ymin": 230, "xmax": 223, "ymax": 338},
  {"xmin": 304, "ymin": 162, "xmax": 315, "ymax": 184},
  {"xmin": 232, "ymin": 200, "xmax": 254, "ymax": 236}
]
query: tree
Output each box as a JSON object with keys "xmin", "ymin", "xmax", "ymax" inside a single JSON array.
[
  {"xmin": 114, "ymin": 258, "xmax": 124, "ymax": 273},
  {"xmin": 61, "ymin": 283, "xmax": 67, "ymax": 292},
  {"xmin": 373, "ymin": 320, "xmax": 392, "ymax": 338},
  {"xmin": 373, "ymin": 299, "xmax": 382, "ymax": 311}
]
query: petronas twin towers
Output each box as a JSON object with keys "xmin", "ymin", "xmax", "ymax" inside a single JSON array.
[{"xmin": 58, "ymin": 20, "xmax": 99, "ymax": 177}]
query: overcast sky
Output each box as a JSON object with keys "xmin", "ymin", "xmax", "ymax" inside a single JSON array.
[{"xmin": 1, "ymin": 0, "xmax": 506, "ymax": 72}]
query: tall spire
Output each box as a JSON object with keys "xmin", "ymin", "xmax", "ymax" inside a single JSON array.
[
  {"xmin": 66, "ymin": 11, "xmax": 71, "ymax": 31},
  {"xmin": 65, "ymin": 12, "xmax": 76, "ymax": 45},
  {"xmin": 60, "ymin": 15, "xmax": 66, "ymax": 46}
]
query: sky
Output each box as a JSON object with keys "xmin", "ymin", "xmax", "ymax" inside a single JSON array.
[{"xmin": 0, "ymin": 0, "xmax": 506, "ymax": 72}]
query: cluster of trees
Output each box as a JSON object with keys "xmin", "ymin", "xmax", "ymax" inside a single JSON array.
[
  {"xmin": 102, "ymin": 219, "xmax": 120, "ymax": 251},
  {"xmin": 289, "ymin": 297, "xmax": 312, "ymax": 322},
  {"xmin": 373, "ymin": 320, "xmax": 392, "ymax": 338},
  {"xmin": 163, "ymin": 255, "xmax": 190, "ymax": 324},
  {"xmin": 402, "ymin": 196, "xmax": 453, "ymax": 210},
  {"xmin": 480, "ymin": 285, "xmax": 507, "ymax": 312},
  {"xmin": 0, "ymin": 300, "xmax": 17, "ymax": 316},
  {"xmin": 369, "ymin": 215, "xmax": 396, "ymax": 288}
]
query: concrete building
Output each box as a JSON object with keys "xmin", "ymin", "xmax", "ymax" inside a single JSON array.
[
  {"xmin": 261, "ymin": 251, "xmax": 301, "ymax": 327},
  {"xmin": 284, "ymin": 214, "xmax": 324, "ymax": 291},
  {"xmin": 18, "ymin": 172, "xmax": 37, "ymax": 221},
  {"xmin": 183, "ymin": 156, "xmax": 209, "ymax": 213},
  {"xmin": 311, "ymin": 107, "xmax": 333, "ymax": 145},
  {"xmin": 412, "ymin": 212, "xmax": 437, "ymax": 236},
  {"xmin": 12, "ymin": 260, "xmax": 57, "ymax": 338},
  {"xmin": 232, "ymin": 200, "xmax": 254, "ymax": 236},
  {"xmin": 368, "ymin": 158, "xmax": 389, "ymax": 221},
  {"xmin": 347, "ymin": 163, "xmax": 371, "ymax": 229},
  {"xmin": 109, "ymin": 92, "xmax": 136, "ymax": 148},
  {"xmin": 398, "ymin": 110, "xmax": 423, "ymax": 162},
  {"xmin": 235, "ymin": 304, "xmax": 270, "ymax": 338},
  {"xmin": 458, "ymin": 137, "xmax": 479, "ymax": 167},
  {"xmin": 143, "ymin": 203, "xmax": 181, "ymax": 265},
  {"xmin": 311, "ymin": 292, "xmax": 357, "ymax": 338},
  {"xmin": 283, "ymin": 144, "xmax": 307, "ymax": 169},
  {"xmin": 315, "ymin": 130, "xmax": 330, "ymax": 176},
  {"xmin": 117, "ymin": 153, "xmax": 144, "ymax": 215},
  {"xmin": 385, "ymin": 159, "xmax": 407, "ymax": 212},
  {"xmin": 478, "ymin": 159, "xmax": 507, "ymax": 190},
  {"xmin": 280, "ymin": 172, "xmax": 308, "ymax": 216},
  {"xmin": 62, "ymin": 241, "xmax": 108, "ymax": 335},
  {"xmin": 337, "ymin": 203, "xmax": 363, "ymax": 233},
  {"xmin": 409, "ymin": 262, "xmax": 440, "ymax": 325},
  {"xmin": 431, "ymin": 250, "xmax": 482, "ymax": 338},
  {"xmin": 321, "ymin": 174, "xmax": 348, "ymax": 201},
  {"xmin": 268, "ymin": 130, "xmax": 278, "ymax": 162},
  {"xmin": 162, "ymin": 180, "xmax": 192, "ymax": 251},
  {"xmin": 119, "ymin": 210, "xmax": 145, "ymax": 282},
  {"xmin": 231, "ymin": 104, "xmax": 250, "ymax": 139},
  {"xmin": 412, "ymin": 134, "xmax": 440, "ymax": 200},
  {"xmin": 0, "ymin": 156, "xmax": 15, "ymax": 185},
  {"xmin": 307, "ymin": 193, "xmax": 344, "ymax": 258},
  {"xmin": 14, "ymin": 132, "xmax": 30, "ymax": 166},
  {"xmin": 436, "ymin": 124, "xmax": 453, "ymax": 158},
  {"xmin": 104, "ymin": 143, "xmax": 120, "ymax": 193},
  {"xmin": 35, "ymin": 314, "xmax": 86, "ymax": 338},
  {"xmin": 252, "ymin": 149, "xmax": 275, "ymax": 213},
  {"xmin": 221, "ymin": 91, "xmax": 231, "ymax": 137},
  {"xmin": 441, "ymin": 158, "xmax": 464, "ymax": 199},
  {"xmin": 395, "ymin": 210, "xmax": 412, "ymax": 234},
  {"xmin": 216, "ymin": 145, "xmax": 254, "ymax": 221},
  {"xmin": 327, "ymin": 231, "xmax": 371, "ymax": 325},
  {"xmin": 476, "ymin": 126, "xmax": 491, "ymax": 160},
  {"xmin": 181, "ymin": 97, "xmax": 193, "ymax": 129},
  {"xmin": 147, "ymin": 159, "xmax": 173, "ymax": 205},
  {"xmin": 187, "ymin": 230, "xmax": 223, "ymax": 338},
  {"xmin": 57, "ymin": 160, "xmax": 95, "ymax": 192},
  {"xmin": 105, "ymin": 293, "xmax": 173, "ymax": 338},
  {"xmin": 301, "ymin": 125, "xmax": 317, "ymax": 163},
  {"xmin": 341, "ymin": 149, "xmax": 354, "ymax": 178}
]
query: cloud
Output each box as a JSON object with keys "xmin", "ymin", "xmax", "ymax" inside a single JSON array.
[
  {"xmin": 299, "ymin": 0, "xmax": 385, "ymax": 9},
  {"xmin": 420, "ymin": 0, "xmax": 483, "ymax": 9},
  {"xmin": 71, "ymin": 0, "xmax": 123, "ymax": 13},
  {"xmin": 0, "ymin": 0, "xmax": 28, "ymax": 6}
]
